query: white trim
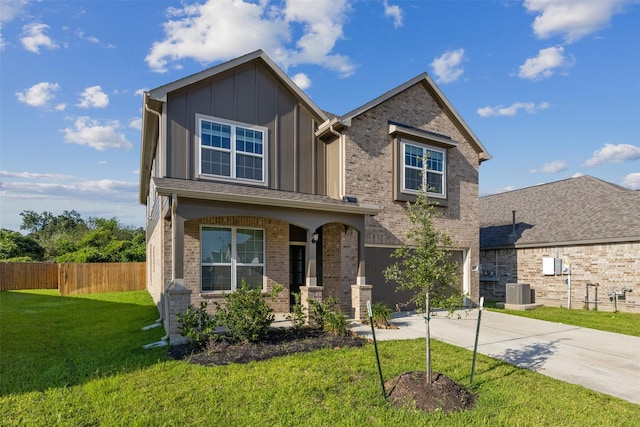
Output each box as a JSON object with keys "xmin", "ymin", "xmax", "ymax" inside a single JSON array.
[
  {"xmin": 200, "ymin": 225, "xmax": 266, "ymax": 293},
  {"xmin": 196, "ymin": 114, "xmax": 268, "ymax": 186},
  {"xmin": 401, "ymin": 139, "xmax": 447, "ymax": 198}
]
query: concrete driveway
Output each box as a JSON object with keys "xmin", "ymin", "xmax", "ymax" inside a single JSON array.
[{"xmin": 349, "ymin": 310, "xmax": 640, "ymax": 404}]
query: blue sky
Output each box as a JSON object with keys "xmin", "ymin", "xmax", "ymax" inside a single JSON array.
[{"xmin": 1, "ymin": 0, "xmax": 639, "ymax": 232}]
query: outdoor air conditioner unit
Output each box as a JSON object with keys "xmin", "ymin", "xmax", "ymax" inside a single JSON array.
[{"xmin": 506, "ymin": 283, "xmax": 531, "ymax": 305}]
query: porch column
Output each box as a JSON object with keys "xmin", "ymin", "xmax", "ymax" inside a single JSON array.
[
  {"xmin": 351, "ymin": 227, "xmax": 371, "ymax": 321},
  {"xmin": 171, "ymin": 206, "xmax": 185, "ymax": 280},
  {"xmin": 306, "ymin": 231, "xmax": 318, "ymax": 286},
  {"xmin": 170, "ymin": 193, "xmax": 185, "ymax": 281},
  {"xmin": 356, "ymin": 222, "xmax": 366, "ymax": 285}
]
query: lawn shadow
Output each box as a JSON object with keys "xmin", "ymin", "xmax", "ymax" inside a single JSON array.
[{"xmin": 0, "ymin": 290, "xmax": 166, "ymax": 396}]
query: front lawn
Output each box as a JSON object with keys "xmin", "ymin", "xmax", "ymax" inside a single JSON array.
[{"xmin": 1, "ymin": 290, "xmax": 638, "ymax": 426}]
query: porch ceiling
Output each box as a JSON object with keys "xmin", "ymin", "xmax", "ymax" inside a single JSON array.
[{"xmin": 153, "ymin": 177, "xmax": 380, "ymax": 216}]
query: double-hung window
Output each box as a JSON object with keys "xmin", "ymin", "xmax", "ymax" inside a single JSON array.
[
  {"xmin": 402, "ymin": 140, "xmax": 446, "ymax": 197},
  {"xmin": 201, "ymin": 226, "xmax": 265, "ymax": 292},
  {"xmin": 198, "ymin": 115, "xmax": 267, "ymax": 184}
]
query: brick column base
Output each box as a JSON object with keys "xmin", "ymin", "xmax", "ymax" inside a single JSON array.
[
  {"xmin": 300, "ymin": 285, "xmax": 323, "ymax": 326},
  {"xmin": 351, "ymin": 284, "xmax": 373, "ymax": 322},
  {"xmin": 167, "ymin": 286, "xmax": 192, "ymax": 345}
]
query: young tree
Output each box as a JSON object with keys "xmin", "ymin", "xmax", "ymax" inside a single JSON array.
[{"xmin": 384, "ymin": 189, "xmax": 462, "ymax": 383}]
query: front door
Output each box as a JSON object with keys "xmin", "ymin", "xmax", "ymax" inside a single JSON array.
[{"xmin": 289, "ymin": 245, "xmax": 305, "ymax": 306}]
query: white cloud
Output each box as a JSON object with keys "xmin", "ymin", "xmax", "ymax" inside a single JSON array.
[
  {"xmin": 1, "ymin": 179, "xmax": 138, "ymax": 202},
  {"xmin": 518, "ymin": 46, "xmax": 573, "ymax": 80},
  {"xmin": 384, "ymin": 1, "xmax": 403, "ymax": 28},
  {"xmin": 583, "ymin": 143, "xmax": 640, "ymax": 167},
  {"xmin": 482, "ymin": 185, "xmax": 517, "ymax": 196},
  {"xmin": 77, "ymin": 85, "xmax": 109, "ymax": 108},
  {"xmin": 0, "ymin": 170, "xmax": 74, "ymax": 180},
  {"xmin": 75, "ymin": 29, "xmax": 99, "ymax": 44},
  {"xmin": 20, "ymin": 22, "xmax": 59, "ymax": 53},
  {"xmin": 622, "ymin": 172, "xmax": 640, "ymax": 190},
  {"xmin": 291, "ymin": 72, "xmax": 311, "ymax": 90},
  {"xmin": 1, "ymin": 0, "xmax": 30, "ymax": 23},
  {"xmin": 1, "ymin": 0, "xmax": 30, "ymax": 50},
  {"xmin": 129, "ymin": 117, "xmax": 142, "ymax": 130},
  {"xmin": 541, "ymin": 160, "xmax": 567, "ymax": 173},
  {"xmin": 529, "ymin": 160, "xmax": 568, "ymax": 174},
  {"xmin": 524, "ymin": 0, "xmax": 628, "ymax": 43},
  {"xmin": 62, "ymin": 117, "xmax": 133, "ymax": 151},
  {"xmin": 430, "ymin": 48, "xmax": 465, "ymax": 84},
  {"xmin": 477, "ymin": 101, "xmax": 549, "ymax": 117},
  {"xmin": 145, "ymin": 0, "xmax": 355, "ymax": 77},
  {"xmin": 15, "ymin": 82, "xmax": 60, "ymax": 108}
]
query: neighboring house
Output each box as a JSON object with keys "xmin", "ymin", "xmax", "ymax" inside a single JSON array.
[
  {"xmin": 140, "ymin": 50, "xmax": 491, "ymax": 343},
  {"xmin": 479, "ymin": 176, "xmax": 640, "ymax": 312}
]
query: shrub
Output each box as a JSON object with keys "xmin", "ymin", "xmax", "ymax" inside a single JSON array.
[
  {"xmin": 213, "ymin": 282, "xmax": 283, "ymax": 342},
  {"xmin": 176, "ymin": 301, "xmax": 218, "ymax": 347},
  {"xmin": 323, "ymin": 310, "xmax": 350, "ymax": 336},
  {"xmin": 370, "ymin": 301, "xmax": 392, "ymax": 328},
  {"xmin": 308, "ymin": 297, "xmax": 349, "ymax": 335},
  {"xmin": 285, "ymin": 292, "xmax": 307, "ymax": 330}
]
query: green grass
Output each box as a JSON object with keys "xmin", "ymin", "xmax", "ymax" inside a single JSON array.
[
  {"xmin": 1, "ymin": 290, "xmax": 639, "ymax": 426},
  {"xmin": 485, "ymin": 302, "xmax": 640, "ymax": 337}
]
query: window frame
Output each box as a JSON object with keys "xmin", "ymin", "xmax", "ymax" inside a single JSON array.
[
  {"xmin": 196, "ymin": 114, "xmax": 268, "ymax": 186},
  {"xmin": 401, "ymin": 139, "xmax": 447, "ymax": 199},
  {"xmin": 200, "ymin": 225, "xmax": 266, "ymax": 293}
]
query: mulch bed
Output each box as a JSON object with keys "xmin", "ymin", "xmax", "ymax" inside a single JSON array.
[{"xmin": 167, "ymin": 326, "xmax": 367, "ymax": 365}]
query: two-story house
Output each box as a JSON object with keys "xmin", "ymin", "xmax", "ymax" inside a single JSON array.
[{"xmin": 140, "ymin": 50, "xmax": 491, "ymax": 343}]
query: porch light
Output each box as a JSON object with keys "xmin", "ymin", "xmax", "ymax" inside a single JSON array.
[{"xmin": 311, "ymin": 232, "xmax": 319, "ymax": 244}]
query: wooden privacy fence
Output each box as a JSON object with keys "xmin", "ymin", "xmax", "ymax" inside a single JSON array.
[{"xmin": 0, "ymin": 262, "xmax": 146, "ymax": 295}]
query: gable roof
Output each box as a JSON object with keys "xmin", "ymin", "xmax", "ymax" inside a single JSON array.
[
  {"xmin": 480, "ymin": 176, "xmax": 640, "ymax": 249},
  {"xmin": 146, "ymin": 49, "xmax": 328, "ymax": 120},
  {"xmin": 317, "ymin": 73, "xmax": 491, "ymax": 162},
  {"xmin": 139, "ymin": 50, "xmax": 328, "ymax": 203}
]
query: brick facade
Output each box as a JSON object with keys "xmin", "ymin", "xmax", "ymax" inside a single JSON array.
[
  {"xmin": 480, "ymin": 242, "xmax": 640, "ymax": 312},
  {"xmin": 322, "ymin": 223, "xmax": 359, "ymax": 314},
  {"xmin": 343, "ymin": 83, "xmax": 481, "ymax": 304},
  {"xmin": 182, "ymin": 216, "xmax": 290, "ymax": 316}
]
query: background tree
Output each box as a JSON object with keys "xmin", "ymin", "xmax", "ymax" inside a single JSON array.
[
  {"xmin": 19, "ymin": 210, "xmax": 88, "ymax": 258},
  {"xmin": 3, "ymin": 211, "xmax": 146, "ymax": 263},
  {"xmin": 384, "ymin": 189, "xmax": 462, "ymax": 383},
  {"xmin": 0, "ymin": 229, "xmax": 45, "ymax": 261}
]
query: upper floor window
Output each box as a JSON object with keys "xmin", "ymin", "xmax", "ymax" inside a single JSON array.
[
  {"xmin": 402, "ymin": 140, "xmax": 446, "ymax": 197},
  {"xmin": 197, "ymin": 115, "xmax": 267, "ymax": 185}
]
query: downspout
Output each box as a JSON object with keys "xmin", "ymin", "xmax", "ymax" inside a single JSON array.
[
  {"xmin": 142, "ymin": 101, "xmax": 171, "ymax": 348},
  {"xmin": 144, "ymin": 101, "xmax": 163, "ymax": 324},
  {"xmin": 328, "ymin": 125, "xmax": 345, "ymax": 198}
]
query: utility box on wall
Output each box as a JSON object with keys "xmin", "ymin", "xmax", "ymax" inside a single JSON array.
[
  {"xmin": 542, "ymin": 257, "xmax": 562, "ymax": 276},
  {"xmin": 506, "ymin": 283, "xmax": 531, "ymax": 305}
]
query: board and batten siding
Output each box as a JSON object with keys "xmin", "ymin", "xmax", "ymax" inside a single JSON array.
[{"xmin": 162, "ymin": 61, "xmax": 323, "ymax": 195}]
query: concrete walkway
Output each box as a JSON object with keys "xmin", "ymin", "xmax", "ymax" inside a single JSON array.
[{"xmin": 349, "ymin": 310, "xmax": 640, "ymax": 405}]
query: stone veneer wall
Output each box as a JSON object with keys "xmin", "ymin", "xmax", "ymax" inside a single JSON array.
[
  {"xmin": 481, "ymin": 242, "xmax": 640, "ymax": 312},
  {"xmin": 181, "ymin": 216, "xmax": 290, "ymax": 315},
  {"xmin": 342, "ymin": 83, "xmax": 481, "ymax": 303}
]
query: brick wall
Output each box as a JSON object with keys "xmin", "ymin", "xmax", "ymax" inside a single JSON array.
[
  {"xmin": 322, "ymin": 223, "xmax": 358, "ymax": 313},
  {"xmin": 343, "ymin": 83, "xmax": 481, "ymax": 303},
  {"xmin": 481, "ymin": 242, "xmax": 640, "ymax": 312},
  {"xmin": 182, "ymin": 216, "xmax": 290, "ymax": 316}
]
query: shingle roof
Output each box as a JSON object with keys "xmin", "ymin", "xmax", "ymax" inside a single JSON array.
[
  {"xmin": 153, "ymin": 177, "xmax": 380, "ymax": 216},
  {"xmin": 480, "ymin": 176, "xmax": 640, "ymax": 248}
]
